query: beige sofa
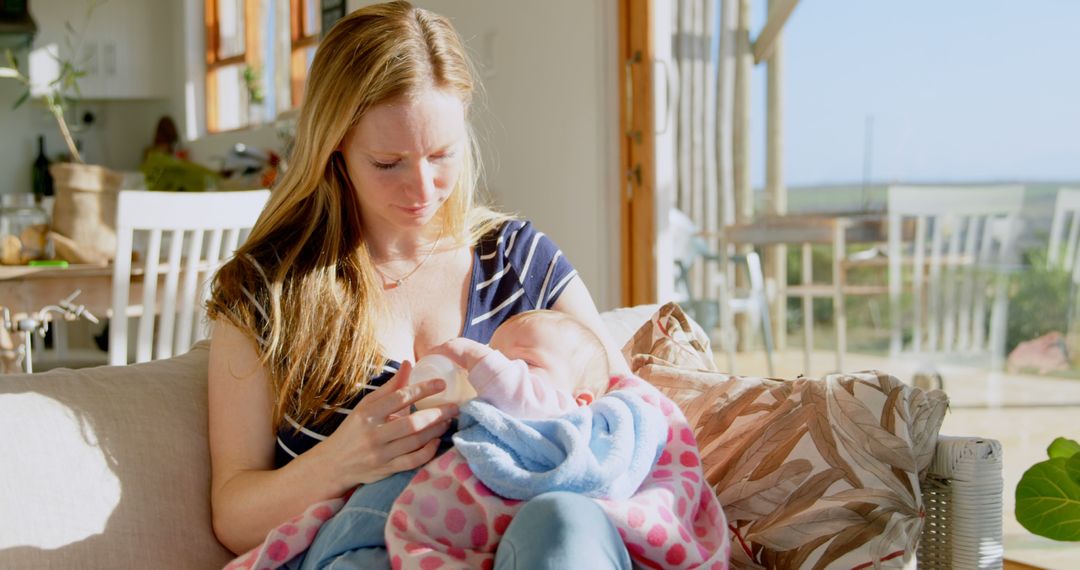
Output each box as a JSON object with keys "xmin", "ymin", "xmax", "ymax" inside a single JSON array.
[{"xmin": 0, "ymin": 312, "xmax": 1006, "ymax": 569}]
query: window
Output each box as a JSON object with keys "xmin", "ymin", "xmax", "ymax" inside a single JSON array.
[
  {"xmin": 290, "ymin": 0, "xmax": 319, "ymax": 108},
  {"xmin": 205, "ymin": 0, "xmax": 342, "ymax": 132}
]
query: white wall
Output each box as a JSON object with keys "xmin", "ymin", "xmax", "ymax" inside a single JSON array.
[
  {"xmin": 0, "ymin": 0, "xmax": 181, "ymax": 196},
  {"xmin": 345, "ymin": 0, "xmax": 622, "ymax": 309}
]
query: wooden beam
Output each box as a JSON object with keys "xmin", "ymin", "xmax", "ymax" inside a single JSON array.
[
  {"xmin": 752, "ymin": 0, "xmax": 800, "ymax": 64},
  {"xmin": 619, "ymin": 0, "xmax": 657, "ymax": 306},
  {"xmin": 764, "ymin": 0, "xmax": 787, "ymax": 350}
]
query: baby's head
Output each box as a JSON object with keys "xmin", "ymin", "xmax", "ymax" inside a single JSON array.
[{"xmin": 489, "ymin": 310, "xmax": 611, "ymax": 405}]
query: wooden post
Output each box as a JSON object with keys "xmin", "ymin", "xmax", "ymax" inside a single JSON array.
[
  {"xmin": 732, "ymin": 0, "xmax": 752, "ymax": 227},
  {"xmin": 619, "ymin": 0, "xmax": 657, "ymax": 307},
  {"xmin": 764, "ymin": 0, "xmax": 787, "ymax": 351},
  {"xmin": 732, "ymin": 0, "xmax": 752, "ymax": 349}
]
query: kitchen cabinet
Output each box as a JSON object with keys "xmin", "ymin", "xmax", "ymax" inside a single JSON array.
[{"xmin": 29, "ymin": 0, "xmax": 172, "ymax": 100}]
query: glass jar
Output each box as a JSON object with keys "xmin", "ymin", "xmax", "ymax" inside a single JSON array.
[{"xmin": 0, "ymin": 193, "xmax": 50, "ymax": 265}]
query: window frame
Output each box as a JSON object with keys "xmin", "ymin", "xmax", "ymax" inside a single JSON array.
[
  {"xmin": 205, "ymin": 0, "xmax": 320, "ymax": 133},
  {"xmin": 289, "ymin": 0, "xmax": 320, "ymax": 108}
]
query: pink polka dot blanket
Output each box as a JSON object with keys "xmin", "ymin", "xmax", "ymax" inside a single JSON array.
[
  {"xmin": 389, "ymin": 374, "xmax": 729, "ymax": 569},
  {"xmin": 223, "ymin": 375, "xmax": 730, "ymax": 570}
]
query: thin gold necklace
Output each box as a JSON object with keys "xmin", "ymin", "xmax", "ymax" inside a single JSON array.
[{"xmin": 373, "ymin": 229, "xmax": 444, "ymax": 287}]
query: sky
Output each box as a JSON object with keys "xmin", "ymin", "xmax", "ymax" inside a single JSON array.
[{"xmin": 749, "ymin": 0, "xmax": 1080, "ymax": 188}]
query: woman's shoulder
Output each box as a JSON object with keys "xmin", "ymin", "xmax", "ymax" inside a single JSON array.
[
  {"xmin": 472, "ymin": 218, "xmax": 576, "ymax": 305},
  {"xmin": 476, "ymin": 218, "xmax": 554, "ymax": 261}
]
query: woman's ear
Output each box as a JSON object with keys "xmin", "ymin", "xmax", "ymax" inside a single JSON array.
[{"xmin": 574, "ymin": 390, "xmax": 595, "ymax": 407}]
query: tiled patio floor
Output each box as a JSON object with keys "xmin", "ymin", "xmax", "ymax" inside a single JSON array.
[{"xmin": 723, "ymin": 348, "xmax": 1080, "ymax": 570}]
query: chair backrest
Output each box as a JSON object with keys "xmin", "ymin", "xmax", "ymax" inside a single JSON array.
[
  {"xmin": 109, "ymin": 190, "xmax": 270, "ymax": 365},
  {"xmin": 887, "ymin": 186, "xmax": 1025, "ymax": 366},
  {"xmin": 1046, "ymin": 188, "xmax": 1080, "ymax": 279}
]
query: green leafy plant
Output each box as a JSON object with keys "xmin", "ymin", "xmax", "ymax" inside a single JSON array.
[
  {"xmin": 1006, "ymin": 248, "xmax": 1071, "ymax": 354},
  {"xmin": 0, "ymin": 0, "xmax": 105, "ymax": 164},
  {"xmin": 1015, "ymin": 436, "xmax": 1080, "ymax": 541},
  {"xmin": 140, "ymin": 152, "xmax": 221, "ymax": 193},
  {"xmin": 243, "ymin": 65, "xmax": 265, "ymax": 106}
]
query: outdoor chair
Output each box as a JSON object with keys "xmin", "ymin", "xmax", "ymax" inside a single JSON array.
[
  {"xmin": 670, "ymin": 208, "xmax": 774, "ymax": 375},
  {"xmin": 886, "ymin": 186, "xmax": 1025, "ymax": 371}
]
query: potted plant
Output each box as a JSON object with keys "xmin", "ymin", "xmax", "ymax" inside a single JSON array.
[
  {"xmin": 1015, "ymin": 437, "xmax": 1080, "ymax": 541},
  {"xmin": 0, "ymin": 0, "xmax": 123, "ymax": 264}
]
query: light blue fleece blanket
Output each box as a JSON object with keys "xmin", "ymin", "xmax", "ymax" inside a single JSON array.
[{"xmin": 451, "ymin": 389, "xmax": 667, "ymax": 501}]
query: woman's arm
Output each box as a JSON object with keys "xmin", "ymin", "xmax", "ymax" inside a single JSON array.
[
  {"xmin": 551, "ymin": 277, "xmax": 631, "ymax": 375},
  {"xmin": 208, "ymin": 321, "xmax": 458, "ymax": 553}
]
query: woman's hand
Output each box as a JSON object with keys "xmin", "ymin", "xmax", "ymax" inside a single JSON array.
[{"xmin": 313, "ymin": 361, "xmax": 459, "ymax": 491}]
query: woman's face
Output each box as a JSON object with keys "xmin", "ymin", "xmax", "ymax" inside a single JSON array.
[{"xmin": 340, "ymin": 88, "xmax": 467, "ymax": 233}]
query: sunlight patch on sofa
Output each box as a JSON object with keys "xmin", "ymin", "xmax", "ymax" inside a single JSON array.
[{"xmin": 0, "ymin": 393, "xmax": 121, "ymax": 549}]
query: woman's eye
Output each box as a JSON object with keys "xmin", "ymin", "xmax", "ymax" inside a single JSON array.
[
  {"xmin": 372, "ymin": 160, "xmax": 398, "ymax": 170},
  {"xmin": 430, "ymin": 151, "xmax": 455, "ymax": 162}
]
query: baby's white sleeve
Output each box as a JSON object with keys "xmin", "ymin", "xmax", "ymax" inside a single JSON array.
[{"xmin": 468, "ymin": 351, "xmax": 578, "ymax": 419}]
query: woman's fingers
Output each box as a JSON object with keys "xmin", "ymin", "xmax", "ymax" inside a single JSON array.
[
  {"xmin": 379, "ymin": 418, "xmax": 451, "ymax": 462},
  {"xmin": 362, "ymin": 367, "xmax": 448, "ymax": 421},
  {"xmin": 363, "ymin": 361, "xmax": 413, "ymax": 404},
  {"xmin": 386, "ymin": 438, "xmax": 442, "ymax": 473},
  {"xmin": 375, "ymin": 403, "xmax": 458, "ymax": 443}
]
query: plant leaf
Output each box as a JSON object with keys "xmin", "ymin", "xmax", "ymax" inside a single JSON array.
[
  {"xmin": 13, "ymin": 90, "xmax": 30, "ymax": 109},
  {"xmin": 1015, "ymin": 457, "xmax": 1080, "ymax": 541},
  {"xmin": 0, "ymin": 67, "xmax": 18, "ymax": 79},
  {"xmin": 1047, "ymin": 437, "xmax": 1080, "ymax": 460},
  {"xmin": 1069, "ymin": 454, "xmax": 1080, "ymax": 486}
]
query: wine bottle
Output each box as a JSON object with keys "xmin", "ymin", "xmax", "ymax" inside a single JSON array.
[{"xmin": 31, "ymin": 136, "xmax": 54, "ymax": 200}]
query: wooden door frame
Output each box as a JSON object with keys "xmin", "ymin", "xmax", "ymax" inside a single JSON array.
[{"xmin": 619, "ymin": 0, "xmax": 657, "ymax": 307}]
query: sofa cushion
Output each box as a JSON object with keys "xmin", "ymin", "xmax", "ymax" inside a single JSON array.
[
  {"xmin": 0, "ymin": 341, "xmax": 233, "ymax": 569},
  {"xmin": 625, "ymin": 304, "xmax": 949, "ymax": 569}
]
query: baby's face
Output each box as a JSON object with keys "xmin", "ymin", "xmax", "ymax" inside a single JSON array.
[{"xmin": 489, "ymin": 318, "xmax": 582, "ymax": 395}]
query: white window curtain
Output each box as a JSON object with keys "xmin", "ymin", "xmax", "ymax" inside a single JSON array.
[{"xmin": 670, "ymin": 0, "xmax": 737, "ymax": 299}]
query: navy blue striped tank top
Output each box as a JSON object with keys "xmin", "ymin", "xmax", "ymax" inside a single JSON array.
[{"xmin": 274, "ymin": 220, "xmax": 577, "ymax": 466}]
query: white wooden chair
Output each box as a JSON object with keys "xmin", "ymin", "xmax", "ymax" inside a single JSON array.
[
  {"xmin": 670, "ymin": 208, "xmax": 774, "ymax": 375},
  {"xmin": 109, "ymin": 190, "xmax": 270, "ymax": 365},
  {"xmin": 887, "ymin": 186, "xmax": 1025, "ymax": 370},
  {"xmin": 1046, "ymin": 188, "xmax": 1080, "ymax": 279}
]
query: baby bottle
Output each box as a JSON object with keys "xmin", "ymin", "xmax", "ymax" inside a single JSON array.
[{"xmin": 408, "ymin": 354, "xmax": 477, "ymax": 409}]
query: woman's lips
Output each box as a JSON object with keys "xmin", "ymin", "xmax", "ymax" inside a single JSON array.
[{"xmin": 399, "ymin": 204, "xmax": 429, "ymax": 216}]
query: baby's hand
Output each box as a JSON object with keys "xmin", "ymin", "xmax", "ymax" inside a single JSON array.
[{"xmin": 428, "ymin": 337, "xmax": 492, "ymax": 371}]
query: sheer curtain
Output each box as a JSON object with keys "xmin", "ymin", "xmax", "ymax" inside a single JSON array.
[{"xmin": 670, "ymin": 0, "xmax": 736, "ymax": 304}]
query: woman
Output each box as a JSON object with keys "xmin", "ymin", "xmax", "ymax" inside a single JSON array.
[{"xmin": 205, "ymin": 2, "xmax": 631, "ymax": 568}]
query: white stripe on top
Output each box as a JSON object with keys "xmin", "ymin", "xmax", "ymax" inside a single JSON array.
[
  {"xmin": 283, "ymin": 414, "xmax": 329, "ymax": 441},
  {"xmin": 470, "ymin": 288, "xmax": 526, "ymax": 326},
  {"xmin": 536, "ymin": 250, "xmax": 562, "ymax": 307},
  {"xmin": 475, "ymin": 266, "xmax": 511, "ymax": 291},
  {"xmin": 517, "ymin": 233, "xmax": 543, "ymax": 284},
  {"xmin": 547, "ymin": 270, "xmax": 578, "ymax": 302}
]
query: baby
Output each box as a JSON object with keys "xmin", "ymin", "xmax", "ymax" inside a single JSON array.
[
  {"xmin": 229, "ymin": 311, "xmax": 728, "ymax": 570},
  {"xmin": 425, "ymin": 309, "xmax": 612, "ymax": 418}
]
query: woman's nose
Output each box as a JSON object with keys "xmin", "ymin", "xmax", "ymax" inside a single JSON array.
[{"xmin": 403, "ymin": 161, "xmax": 438, "ymax": 203}]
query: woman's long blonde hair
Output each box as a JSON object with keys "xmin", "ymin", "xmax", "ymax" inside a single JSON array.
[{"xmin": 208, "ymin": 1, "xmax": 510, "ymax": 431}]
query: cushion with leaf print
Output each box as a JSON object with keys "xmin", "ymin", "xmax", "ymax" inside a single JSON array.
[
  {"xmin": 620, "ymin": 301, "xmax": 720, "ymax": 374},
  {"xmin": 624, "ymin": 304, "xmax": 949, "ymax": 569}
]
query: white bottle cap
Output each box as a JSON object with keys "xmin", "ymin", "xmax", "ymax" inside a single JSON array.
[{"xmin": 409, "ymin": 354, "xmax": 476, "ymax": 409}]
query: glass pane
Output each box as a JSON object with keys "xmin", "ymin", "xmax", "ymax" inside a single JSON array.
[
  {"xmin": 304, "ymin": 0, "xmax": 320, "ymax": 37},
  {"xmin": 290, "ymin": 45, "xmax": 318, "ymax": 107},
  {"xmin": 218, "ymin": 0, "xmax": 246, "ymax": 59},
  {"xmin": 212, "ymin": 64, "xmax": 246, "ymax": 131}
]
